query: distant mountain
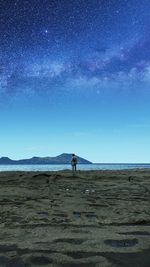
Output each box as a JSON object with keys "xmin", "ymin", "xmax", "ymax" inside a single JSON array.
[{"xmin": 0, "ymin": 154, "xmax": 92, "ymax": 164}]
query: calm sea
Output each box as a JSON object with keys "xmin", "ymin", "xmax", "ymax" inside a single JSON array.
[{"xmin": 0, "ymin": 163, "xmax": 150, "ymax": 172}]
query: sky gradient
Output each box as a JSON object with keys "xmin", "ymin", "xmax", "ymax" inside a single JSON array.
[{"xmin": 0, "ymin": 0, "xmax": 150, "ymax": 163}]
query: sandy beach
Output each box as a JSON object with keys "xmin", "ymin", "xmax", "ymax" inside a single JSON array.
[{"xmin": 0, "ymin": 169, "xmax": 150, "ymax": 266}]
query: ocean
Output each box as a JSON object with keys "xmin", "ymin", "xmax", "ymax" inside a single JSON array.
[{"xmin": 0, "ymin": 163, "xmax": 150, "ymax": 172}]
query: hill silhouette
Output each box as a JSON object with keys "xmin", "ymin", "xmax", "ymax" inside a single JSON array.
[{"xmin": 0, "ymin": 153, "xmax": 92, "ymax": 164}]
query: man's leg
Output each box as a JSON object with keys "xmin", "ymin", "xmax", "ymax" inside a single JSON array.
[
  {"xmin": 75, "ymin": 164, "xmax": 77, "ymax": 172},
  {"xmin": 72, "ymin": 165, "xmax": 75, "ymax": 175}
]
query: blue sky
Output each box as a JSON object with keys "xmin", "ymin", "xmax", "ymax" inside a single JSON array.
[{"xmin": 0, "ymin": 0, "xmax": 150, "ymax": 162}]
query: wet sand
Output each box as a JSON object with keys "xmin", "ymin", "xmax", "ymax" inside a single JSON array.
[{"xmin": 0, "ymin": 169, "xmax": 150, "ymax": 266}]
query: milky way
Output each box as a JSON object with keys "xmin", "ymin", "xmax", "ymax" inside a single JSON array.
[{"xmin": 0, "ymin": 0, "xmax": 150, "ymax": 99}]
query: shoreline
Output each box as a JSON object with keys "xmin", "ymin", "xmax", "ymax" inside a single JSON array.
[{"xmin": 0, "ymin": 163, "xmax": 150, "ymax": 173}]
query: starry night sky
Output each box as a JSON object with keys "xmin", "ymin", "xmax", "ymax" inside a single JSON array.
[{"xmin": 0, "ymin": 0, "xmax": 150, "ymax": 162}]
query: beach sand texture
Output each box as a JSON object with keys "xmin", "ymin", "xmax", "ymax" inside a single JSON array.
[{"xmin": 0, "ymin": 169, "xmax": 150, "ymax": 266}]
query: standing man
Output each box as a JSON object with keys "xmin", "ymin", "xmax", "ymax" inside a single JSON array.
[{"xmin": 71, "ymin": 154, "xmax": 77, "ymax": 175}]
